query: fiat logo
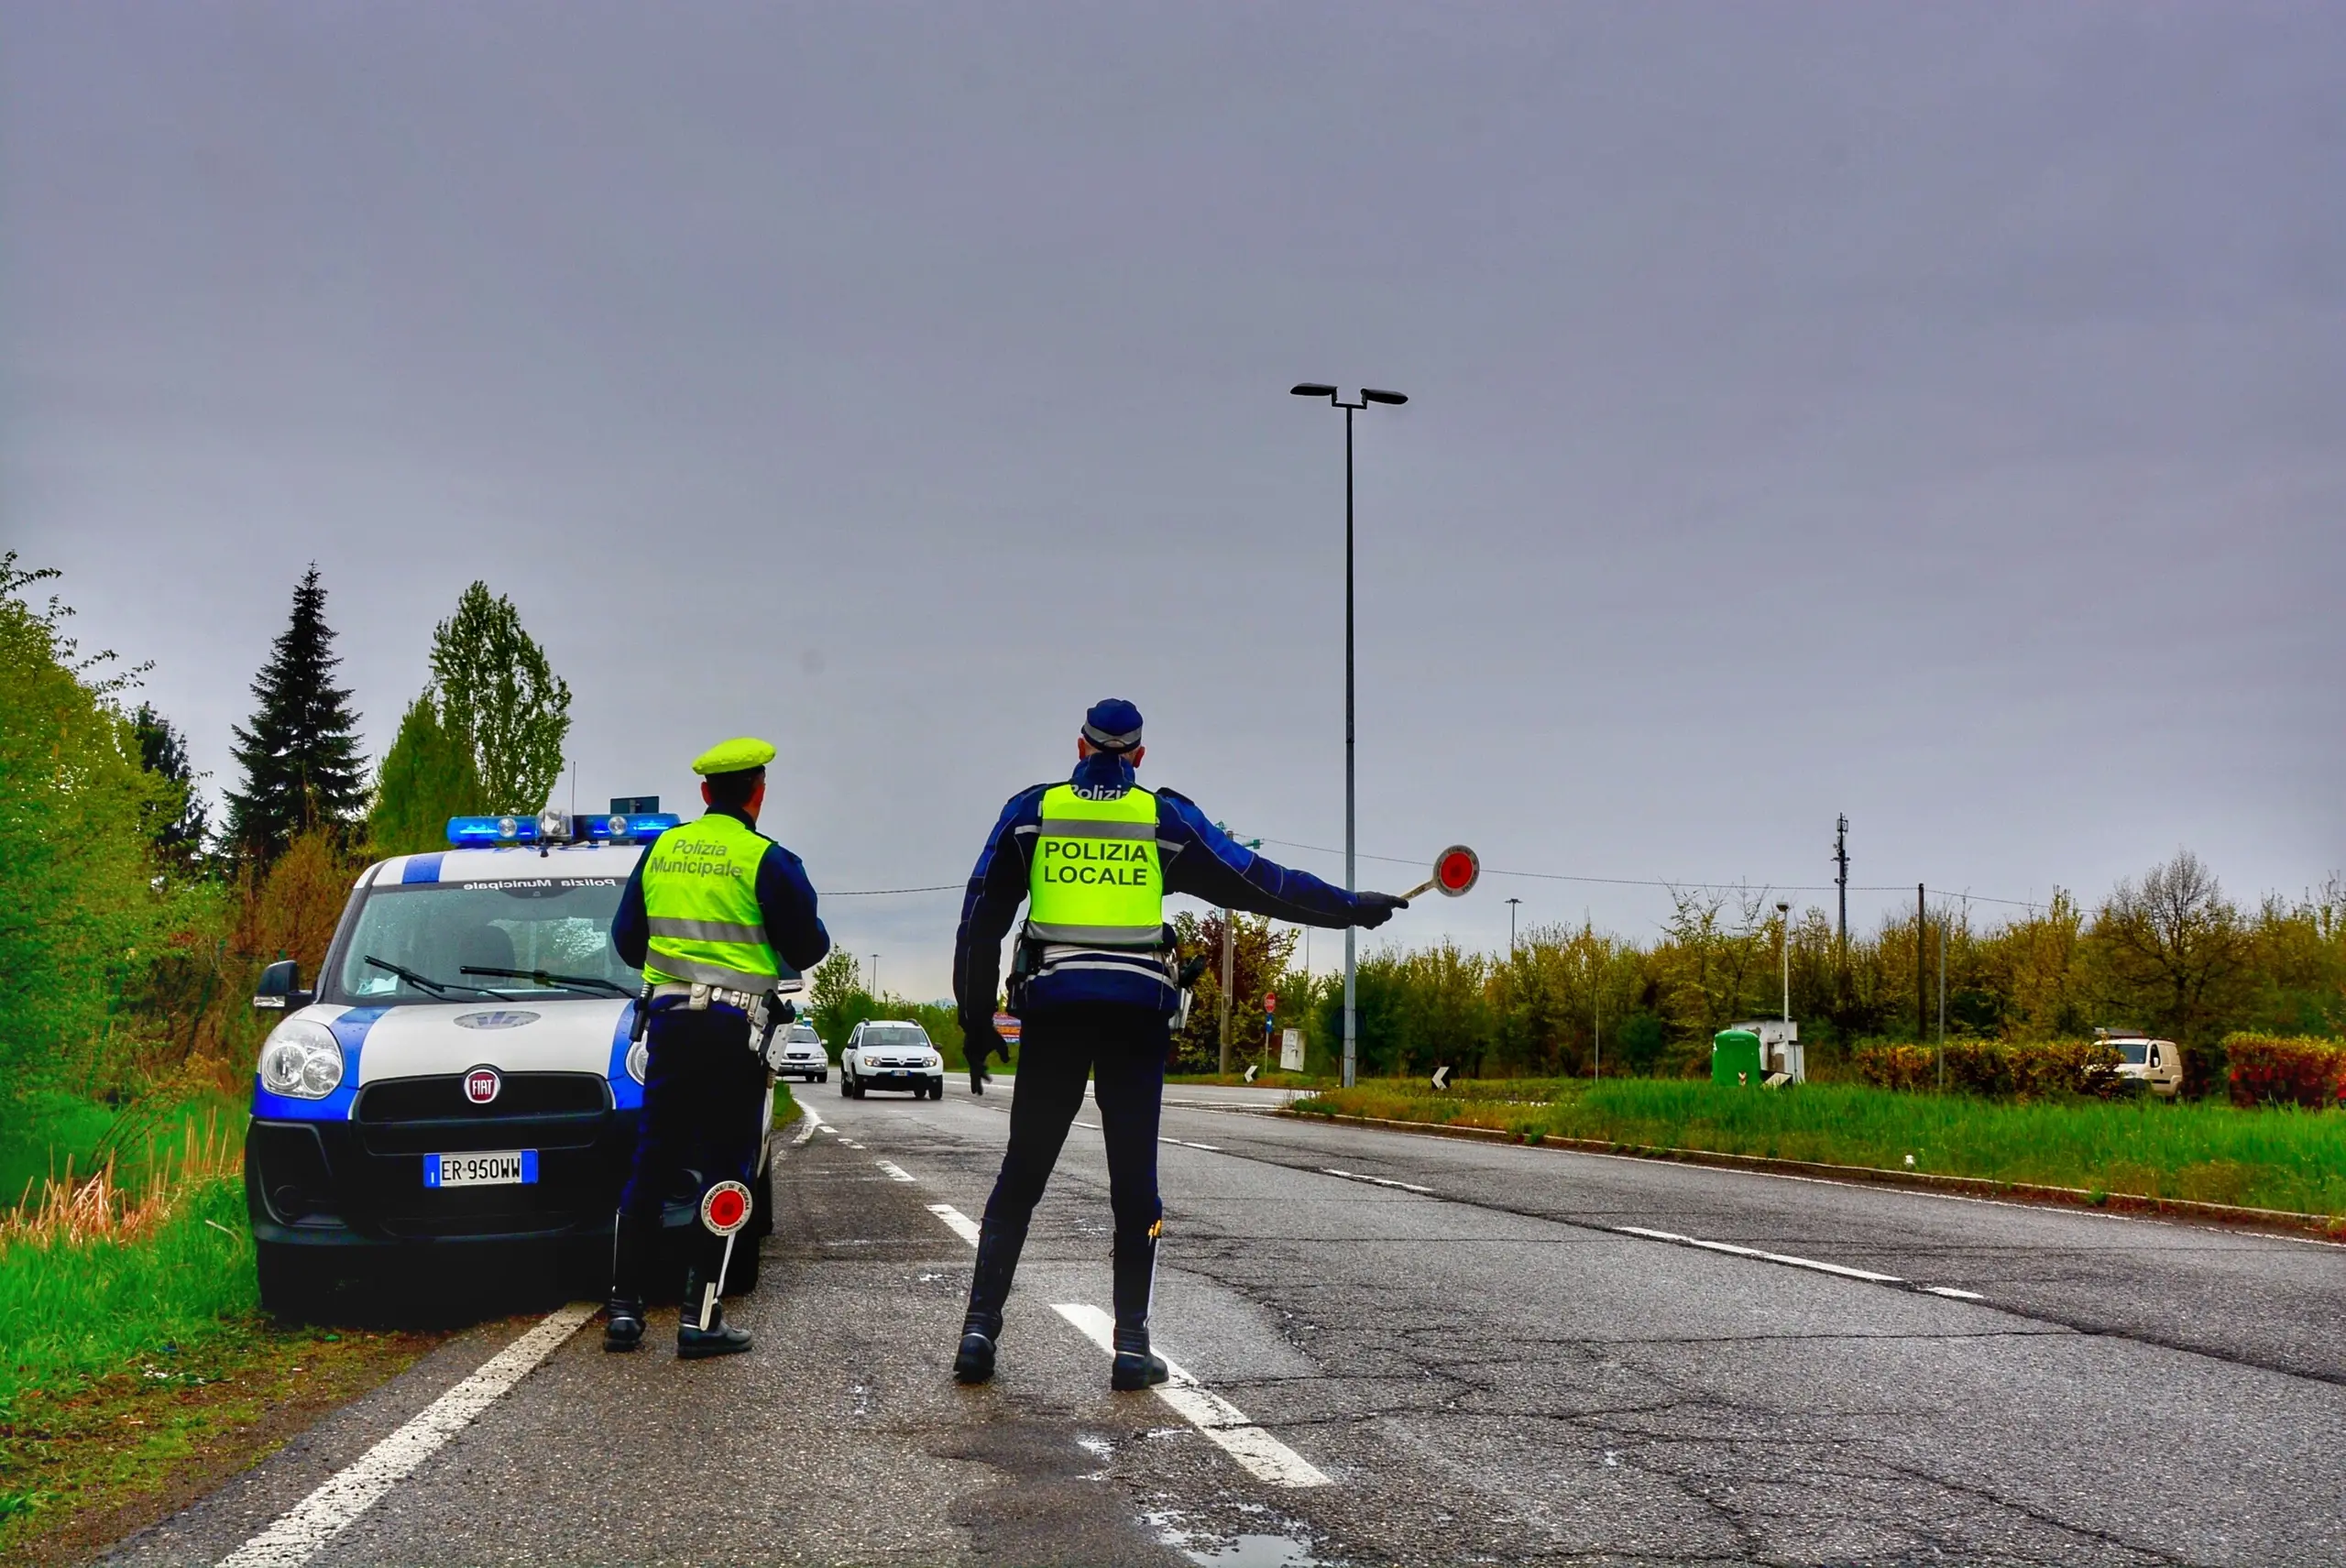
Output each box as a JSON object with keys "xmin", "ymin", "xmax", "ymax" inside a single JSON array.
[{"xmin": 464, "ymin": 1068, "xmax": 502, "ymax": 1105}]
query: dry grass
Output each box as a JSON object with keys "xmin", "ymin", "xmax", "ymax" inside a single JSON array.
[{"xmin": 3, "ymin": 1112, "xmax": 241, "ymax": 1249}]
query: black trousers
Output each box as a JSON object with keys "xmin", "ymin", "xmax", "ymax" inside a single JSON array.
[
  {"xmin": 969, "ymin": 1004, "xmax": 1168, "ymax": 1348},
  {"xmin": 612, "ymin": 1004, "xmax": 767, "ymax": 1299}
]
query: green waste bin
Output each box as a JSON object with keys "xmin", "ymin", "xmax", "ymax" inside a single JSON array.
[{"xmin": 1711, "ymin": 1028, "xmax": 1763, "ymax": 1087}]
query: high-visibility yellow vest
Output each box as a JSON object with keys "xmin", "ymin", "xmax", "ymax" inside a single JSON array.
[
  {"xmin": 1025, "ymin": 783, "xmax": 1164, "ymax": 947},
  {"xmin": 641, "ymin": 812, "xmax": 782, "ymax": 991}
]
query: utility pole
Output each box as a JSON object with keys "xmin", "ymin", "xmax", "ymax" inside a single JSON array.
[
  {"xmin": 1833, "ymin": 815, "xmax": 1849, "ymax": 958},
  {"xmin": 1506, "ymin": 897, "xmax": 1521, "ymax": 953},
  {"xmin": 1218, "ymin": 909, "xmax": 1234, "ymax": 1075},
  {"xmin": 1914, "ymin": 884, "xmax": 1926, "ymax": 1041},
  {"xmin": 1936, "ymin": 913, "xmax": 1948, "ymax": 1093},
  {"xmin": 871, "ymin": 953, "xmax": 881, "ymax": 1002}
]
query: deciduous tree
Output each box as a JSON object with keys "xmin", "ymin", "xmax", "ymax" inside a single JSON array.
[{"xmin": 429, "ymin": 582, "xmax": 572, "ymax": 814}]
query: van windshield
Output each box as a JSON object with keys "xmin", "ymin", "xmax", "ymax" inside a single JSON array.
[
  {"xmin": 326, "ymin": 877, "xmax": 638, "ymax": 1004},
  {"xmin": 2116, "ymin": 1041, "xmax": 2149, "ymax": 1065}
]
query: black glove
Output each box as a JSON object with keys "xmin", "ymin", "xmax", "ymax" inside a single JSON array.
[
  {"xmin": 1354, "ymin": 892, "xmax": 1410, "ymax": 929},
  {"xmin": 966, "ymin": 1017, "xmax": 1009, "ymax": 1068}
]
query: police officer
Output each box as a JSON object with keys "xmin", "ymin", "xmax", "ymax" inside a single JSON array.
[
  {"xmin": 949, "ymin": 699, "xmax": 1407, "ymax": 1388},
  {"xmin": 606, "ymin": 738, "xmax": 829, "ymax": 1358}
]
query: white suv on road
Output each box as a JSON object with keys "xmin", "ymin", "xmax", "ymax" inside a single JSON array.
[
  {"xmin": 841, "ymin": 1021, "xmax": 945, "ymax": 1100},
  {"xmin": 769, "ymin": 1023, "xmax": 828, "ymax": 1083}
]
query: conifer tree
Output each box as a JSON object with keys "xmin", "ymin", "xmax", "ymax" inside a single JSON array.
[
  {"xmin": 365, "ymin": 692, "xmax": 484, "ymax": 855},
  {"xmin": 132, "ymin": 701, "xmax": 211, "ymax": 873},
  {"xmin": 226, "ymin": 565, "xmax": 366, "ymax": 862}
]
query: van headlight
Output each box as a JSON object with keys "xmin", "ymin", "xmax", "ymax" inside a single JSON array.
[
  {"xmin": 626, "ymin": 1038, "xmax": 649, "ymax": 1084},
  {"xmin": 259, "ymin": 1019, "xmax": 345, "ymax": 1099}
]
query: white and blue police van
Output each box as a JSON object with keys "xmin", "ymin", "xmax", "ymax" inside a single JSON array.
[{"xmin": 244, "ymin": 807, "xmax": 786, "ymax": 1316}]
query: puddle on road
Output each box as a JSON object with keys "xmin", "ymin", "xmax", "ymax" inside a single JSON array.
[
  {"xmin": 1147, "ymin": 1504, "xmax": 1328, "ymax": 1568},
  {"xmin": 1181, "ymin": 1531, "xmax": 1322, "ymax": 1566}
]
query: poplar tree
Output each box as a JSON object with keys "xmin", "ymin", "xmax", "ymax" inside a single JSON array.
[
  {"xmin": 429, "ymin": 582, "xmax": 572, "ymax": 814},
  {"xmin": 225, "ymin": 565, "xmax": 367, "ymax": 862},
  {"xmin": 365, "ymin": 693, "xmax": 487, "ymax": 855}
]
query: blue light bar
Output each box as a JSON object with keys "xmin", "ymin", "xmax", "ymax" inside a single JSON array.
[
  {"xmin": 586, "ymin": 812, "xmax": 680, "ymax": 842},
  {"xmin": 447, "ymin": 815, "xmax": 535, "ymax": 846},
  {"xmin": 446, "ymin": 812, "xmax": 680, "ymax": 847}
]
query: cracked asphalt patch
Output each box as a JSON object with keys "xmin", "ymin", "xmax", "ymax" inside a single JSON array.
[{"xmin": 104, "ymin": 1085, "xmax": 2346, "ymax": 1566}]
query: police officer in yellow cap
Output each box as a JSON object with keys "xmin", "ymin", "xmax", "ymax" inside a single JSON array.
[{"xmin": 605, "ymin": 738, "xmax": 829, "ymax": 1358}]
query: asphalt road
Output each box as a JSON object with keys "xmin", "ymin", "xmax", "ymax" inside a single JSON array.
[{"xmin": 108, "ymin": 1081, "xmax": 2346, "ymax": 1567}]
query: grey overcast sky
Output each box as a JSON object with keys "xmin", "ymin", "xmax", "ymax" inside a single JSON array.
[{"xmin": 6, "ymin": 2, "xmax": 2341, "ymax": 1000}]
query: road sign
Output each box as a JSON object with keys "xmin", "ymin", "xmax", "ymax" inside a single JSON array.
[
  {"xmin": 1431, "ymin": 1064, "xmax": 1453, "ymax": 1091},
  {"xmin": 1265, "ymin": 992, "xmax": 1277, "ymax": 1012},
  {"xmin": 1243, "ymin": 1063, "xmax": 1259, "ymax": 1083}
]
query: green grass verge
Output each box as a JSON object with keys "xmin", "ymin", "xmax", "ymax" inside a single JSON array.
[
  {"xmin": 1, "ymin": 1179, "xmax": 256, "ymax": 1419},
  {"xmin": 1293, "ymin": 1078, "xmax": 2346, "ymax": 1217}
]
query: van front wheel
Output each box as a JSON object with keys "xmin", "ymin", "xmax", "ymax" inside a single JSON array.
[{"xmin": 256, "ymin": 1242, "xmax": 336, "ymax": 1322}]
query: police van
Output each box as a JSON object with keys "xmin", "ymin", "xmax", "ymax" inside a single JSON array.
[{"xmin": 245, "ymin": 807, "xmax": 790, "ymax": 1316}]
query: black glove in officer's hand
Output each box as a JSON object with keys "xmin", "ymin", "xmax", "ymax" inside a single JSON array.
[
  {"xmin": 1354, "ymin": 892, "xmax": 1410, "ymax": 929},
  {"xmin": 966, "ymin": 1017, "xmax": 1009, "ymax": 1066}
]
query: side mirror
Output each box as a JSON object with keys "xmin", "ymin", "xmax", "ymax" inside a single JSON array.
[{"xmin": 253, "ymin": 959, "xmax": 313, "ymax": 1013}]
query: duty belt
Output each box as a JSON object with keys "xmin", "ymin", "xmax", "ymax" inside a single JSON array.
[{"xmin": 651, "ymin": 981, "xmax": 773, "ymax": 1021}]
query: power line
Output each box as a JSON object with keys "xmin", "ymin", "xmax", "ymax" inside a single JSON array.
[{"xmin": 1249, "ymin": 836, "xmax": 2049, "ymax": 911}]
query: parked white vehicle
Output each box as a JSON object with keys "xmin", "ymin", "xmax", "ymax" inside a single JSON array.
[
  {"xmin": 840, "ymin": 1020, "xmax": 945, "ymax": 1100},
  {"xmin": 2099, "ymin": 1030, "xmax": 2185, "ymax": 1098},
  {"xmin": 768, "ymin": 1023, "xmax": 828, "ymax": 1083}
]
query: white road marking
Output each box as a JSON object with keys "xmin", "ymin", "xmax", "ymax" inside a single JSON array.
[
  {"xmin": 214, "ymin": 1302, "xmax": 596, "ymax": 1568},
  {"xmin": 1924, "ymin": 1285, "xmax": 1987, "ymax": 1300},
  {"xmin": 1321, "ymin": 1168, "xmax": 1433, "ymax": 1194},
  {"xmin": 1050, "ymin": 1303, "xmax": 1332, "ymax": 1489},
  {"xmin": 793, "ymin": 1117, "xmax": 825, "ymax": 1145},
  {"xmin": 1161, "ymin": 1138, "xmax": 1222, "ymax": 1152},
  {"xmin": 927, "ymin": 1202, "xmax": 982, "ymax": 1246},
  {"xmin": 876, "ymin": 1160, "xmax": 915, "ymax": 1182},
  {"xmin": 1615, "ymin": 1224, "xmax": 1905, "ymax": 1283},
  {"xmin": 1074, "ymin": 1120, "xmax": 1101, "ymax": 1130}
]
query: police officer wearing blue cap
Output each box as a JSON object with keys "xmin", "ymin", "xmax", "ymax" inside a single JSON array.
[
  {"xmin": 948, "ymin": 699, "xmax": 1408, "ymax": 1389},
  {"xmin": 604, "ymin": 738, "xmax": 830, "ymax": 1359}
]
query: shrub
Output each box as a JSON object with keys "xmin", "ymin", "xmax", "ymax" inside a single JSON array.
[
  {"xmin": 1852, "ymin": 1038, "xmax": 2124, "ymax": 1099},
  {"xmin": 2224, "ymin": 1034, "xmax": 2346, "ymax": 1110}
]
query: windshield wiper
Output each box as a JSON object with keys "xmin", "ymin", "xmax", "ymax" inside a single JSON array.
[
  {"xmin": 364, "ymin": 955, "xmax": 510, "ymax": 997},
  {"xmin": 461, "ymin": 965, "xmax": 632, "ymax": 997}
]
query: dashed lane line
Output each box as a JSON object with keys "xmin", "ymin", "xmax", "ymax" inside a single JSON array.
[
  {"xmin": 876, "ymin": 1160, "xmax": 916, "ymax": 1182},
  {"xmin": 1163, "ymin": 1137, "xmax": 1222, "ymax": 1151},
  {"xmin": 214, "ymin": 1302, "xmax": 597, "ymax": 1568},
  {"xmin": 927, "ymin": 1202, "xmax": 984, "ymax": 1245},
  {"xmin": 1321, "ymin": 1168, "xmax": 1433, "ymax": 1194},
  {"xmin": 1049, "ymin": 1303, "xmax": 1333, "ymax": 1489},
  {"xmin": 1613, "ymin": 1224, "xmax": 1985, "ymax": 1302}
]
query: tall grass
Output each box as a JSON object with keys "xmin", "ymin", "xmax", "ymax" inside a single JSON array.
[
  {"xmin": 0, "ymin": 1114, "xmax": 253, "ymax": 1413},
  {"xmin": 1296, "ymin": 1079, "xmax": 2346, "ymax": 1218}
]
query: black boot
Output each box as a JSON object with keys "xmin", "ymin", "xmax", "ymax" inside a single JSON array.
[
  {"xmin": 677, "ymin": 1254, "xmax": 752, "ymax": 1360},
  {"xmin": 603, "ymin": 1212, "xmax": 654, "ymax": 1353},
  {"xmin": 952, "ymin": 1214, "xmax": 1028, "ymax": 1384},
  {"xmin": 1109, "ymin": 1220, "xmax": 1168, "ymax": 1391}
]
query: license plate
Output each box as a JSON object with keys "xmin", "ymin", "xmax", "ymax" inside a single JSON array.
[{"xmin": 424, "ymin": 1150, "xmax": 539, "ymax": 1188}]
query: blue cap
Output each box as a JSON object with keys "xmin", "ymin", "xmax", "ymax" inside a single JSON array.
[{"xmin": 1082, "ymin": 698, "xmax": 1144, "ymax": 752}]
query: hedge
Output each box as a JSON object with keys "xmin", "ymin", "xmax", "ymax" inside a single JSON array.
[
  {"xmin": 2224, "ymin": 1034, "xmax": 2346, "ymax": 1110},
  {"xmin": 1852, "ymin": 1038, "xmax": 2125, "ymax": 1099}
]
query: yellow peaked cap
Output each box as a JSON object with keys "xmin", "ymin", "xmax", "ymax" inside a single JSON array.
[{"xmin": 691, "ymin": 736, "xmax": 777, "ymax": 775}]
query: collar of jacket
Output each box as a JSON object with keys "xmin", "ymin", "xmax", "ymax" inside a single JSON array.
[
  {"xmin": 1069, "ymin": 752, "xmax": 1138, "ymax": 794},
  {"xmin": 704, "ymin": 805, "xmax": 761, "ymax": 833}
]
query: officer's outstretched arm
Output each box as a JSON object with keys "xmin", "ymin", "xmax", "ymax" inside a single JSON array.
[{"xmin": 1158, "ymin": 789, "xmax": 1404, "ymax": 927}]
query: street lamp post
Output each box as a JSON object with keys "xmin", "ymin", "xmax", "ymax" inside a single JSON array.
[
  {"xmin": 1290, "ymin": 382, "xmax": 1408, "ymax": 1089},
  {"xmin": 1774, "ymin": 903, "xmax": 1791, "ymax": 1025},
  {"xmin": 1506, "ymin": 896, "xmax": 1522, "ymax": 954}
]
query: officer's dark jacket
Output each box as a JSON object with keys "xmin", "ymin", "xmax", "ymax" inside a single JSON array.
[
  {"xmin": 954, "ymin": 752, "xmax": 1369, "ymax": 1023},
  {"xmin": 613, "ymin": 806, "xmax": 831, "ymax": 1011}
]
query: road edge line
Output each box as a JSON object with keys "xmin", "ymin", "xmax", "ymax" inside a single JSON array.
[{"xmin": 214, "ymin": 1301, "xmax": 597, "ymax": 1568}]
